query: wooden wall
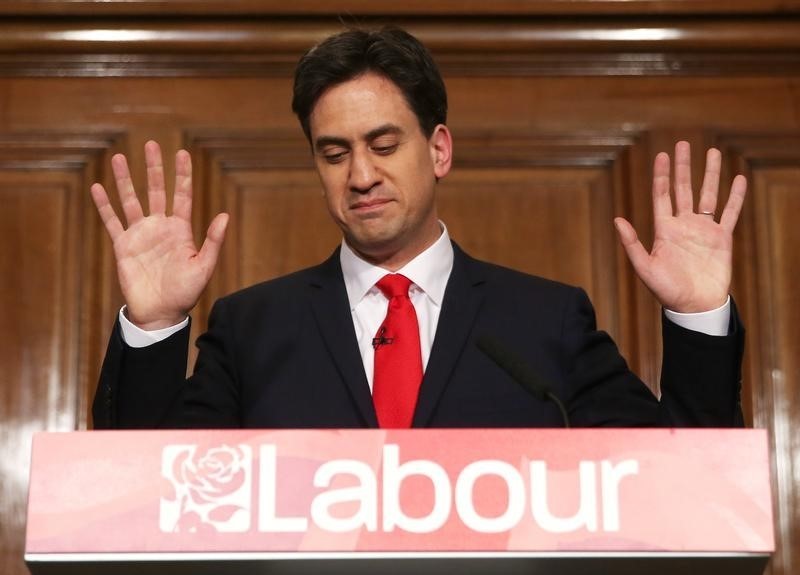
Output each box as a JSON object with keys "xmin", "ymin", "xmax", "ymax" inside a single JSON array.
[{"xmin": 1, "ymin": 2, "xmax": 799, "ymax": 574}]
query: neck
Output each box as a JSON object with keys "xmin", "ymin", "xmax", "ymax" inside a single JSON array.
[{"xmin": 348, "ymin": 222, "xmax": 443, "ymax": 272}]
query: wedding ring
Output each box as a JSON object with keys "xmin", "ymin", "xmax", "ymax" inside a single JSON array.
[{"xmin": 700, "ymin": 210, "xmax": 715, "ymax": 217}]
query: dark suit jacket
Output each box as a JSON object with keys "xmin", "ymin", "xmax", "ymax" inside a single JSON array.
[{"xmin": 93, "ymin": 244, "xmax": 744, "ymax": 429}]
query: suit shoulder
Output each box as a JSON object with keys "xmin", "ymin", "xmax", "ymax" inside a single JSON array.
[
  {"xmin": 465, "ymin": 253, "xmax": 584, "ymax": 301},
  {"xmin": 215, "ymin": 256, "xmax": 337, "ymax": 310}
]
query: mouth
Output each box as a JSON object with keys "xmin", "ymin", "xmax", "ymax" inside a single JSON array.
[{"xmin": 350, "ymin": 198, "xmax": 393, "ymax": 213}]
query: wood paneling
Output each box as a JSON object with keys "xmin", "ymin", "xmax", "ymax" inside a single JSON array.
[
  {"xmin": 714, "ymin": 134, "xmax": 800, "ymax": 575},
  {"xmin": 186, "ymin": 133, "xmax": 334, "ymax": 323},
  {"xmin": 0, "ymin": 133, "xmax": 122, "ymax": 575},
  {"xmin": 439, "ymin": 132, "xmax": 650, "ymax": 382},
  {"xmin": 759, "ymin": 168, "xmax": 800, "ymax": 575},
  {"xmin": 0, "ymin": 6, "xmax": 798, "ymax": 575},
  {"xmin": 186, "ymin": 131, "xmax": 649, "ymax": 378}
]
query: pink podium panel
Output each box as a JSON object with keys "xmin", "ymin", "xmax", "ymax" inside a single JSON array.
[{"xmin": 26, "ymin": 429, "xmax": 773, "ymax": 575}]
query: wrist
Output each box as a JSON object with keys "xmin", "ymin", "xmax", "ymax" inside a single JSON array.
[
  {"xmin": 123, "ymin": 306, "xmax": 186, "ymax": 331},
  {"xmin": 668, "ymin": 296, "xmax": 729, "ymax": 315},
  {"xmin": 664, "ymin": 296, "xmax": 731, "ymax": 336}
]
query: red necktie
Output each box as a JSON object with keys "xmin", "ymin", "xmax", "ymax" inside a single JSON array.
[{"xmin": 372, "ymin": 274, "xmax": 423, "ymax": 428}]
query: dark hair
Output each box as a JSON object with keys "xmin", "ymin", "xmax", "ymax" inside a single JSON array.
[{"xmin": 292, "ymin": 27, "xmax": 448, "ymax": 142}]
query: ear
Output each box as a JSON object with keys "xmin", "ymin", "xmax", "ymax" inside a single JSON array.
[{"xmin": 429, "ymin": 124, "xmax": 453, "ymax": 180}]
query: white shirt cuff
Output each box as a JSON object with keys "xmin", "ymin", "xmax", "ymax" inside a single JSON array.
[
  {"xmin": 118, "ymin": 306, "xmax": 189, "ymax": 348},
  {"xmin": 664, "ymin": 296, "xmax": 731, "ymax": 337}
]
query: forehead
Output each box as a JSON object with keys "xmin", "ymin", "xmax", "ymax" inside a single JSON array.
[{"xmin": 309, "ymin": 73, "xmax": 420, "ymax": 142}]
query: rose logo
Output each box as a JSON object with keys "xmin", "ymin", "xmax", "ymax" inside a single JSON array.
[
  {"xmin": 161, "ymin": 444, "xmax": 252, "ymax": 533},
  {"xmin": 176, "ymin": 445, "xmax": 246, "ymax": 504}
]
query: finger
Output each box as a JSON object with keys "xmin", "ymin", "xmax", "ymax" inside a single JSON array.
[
  {"xmin": 197, "ymin": 213, "xmax": 229, "ymax": 273},
  {"xmin": 673, "ymin": 141, "xmax": 694, "ymax": 215},
  {"xmin": 652, "ymin": 152, "xmax": 673, "ymax": 220},
  {"xmin": 90, "ymin": 183, "xmax": 125, "ymax": 241},
  {"xmin": 172, "ymin": 149, "xmax": 193, "ymax": 222},
  {"xmin": 697, "ymin": 147, "xmax": 721, "ymax": 216},
  {"xmin": 111, "ymin": 153, "xmax": 145, "ymax": 225},
  {"xmin": 719, "ymin": 174, "xmax": 747, "ymax": 233},
  {"xmin": 614, "ymin": 217, "xmax": 651, "ymax": 279},
  {"xmin": 145, "ymin": 140, "xmax": 167, "ymax": 215}
]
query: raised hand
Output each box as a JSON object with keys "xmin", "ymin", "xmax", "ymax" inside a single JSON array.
[
  {"xmin": 90, "ymin": 141, "xmax": 229, "ymax": 330},
  {"xmin": 614, "ymin": 141, "xmax": 746, "ymax": 313}
]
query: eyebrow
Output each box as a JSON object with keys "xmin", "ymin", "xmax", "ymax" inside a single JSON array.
[
  {"xmin": 313, "ymin": 123, "xmax": 404, "ymax": 153},
  {"xmin": 314, "ymin": 135, "xmax": 349, "ymax": 153},
  {"xmin": 365, "ymin": 123, "xmax": 403, "ymax": 141}
]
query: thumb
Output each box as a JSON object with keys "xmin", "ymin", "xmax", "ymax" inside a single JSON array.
[
  {"xmin": 614, "ymin": 217, "xmax": 650, "ymax": 277},
  {"xmin": 197, "ymin": 212, "xmax": 229, "ymax": 272}
]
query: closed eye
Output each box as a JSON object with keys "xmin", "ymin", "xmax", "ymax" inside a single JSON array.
[
  {"xmin": 371, "ymin": 144, "xmax": 398, "ymax": 155},
  {"xmin": 369, "ymin": 131, "xmax": 401, "ymax": 156},
  {"xmin": 322, "ymin": 150, "xmax": 349, "ymax": 164}
]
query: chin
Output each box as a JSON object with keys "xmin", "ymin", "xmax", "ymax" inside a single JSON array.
[{"xmin": 348, "ymin": 232, "xmax": 405, "ymax": 261}]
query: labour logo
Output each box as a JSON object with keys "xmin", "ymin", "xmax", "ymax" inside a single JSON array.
[{"xmin": 160, "ymin": 444, "xmax": 252, "ymax": 533}]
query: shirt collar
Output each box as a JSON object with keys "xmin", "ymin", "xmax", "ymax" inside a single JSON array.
[{"xmin": 340, "ymin": 222, "xmax": 454, "ymax": 309}]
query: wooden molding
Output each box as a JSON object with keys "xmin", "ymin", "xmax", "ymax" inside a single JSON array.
[
  {"xmin": 1, "ymin": 0, "xmax": 798, "ymax": 16},
  {"xmin": 1, "ymin": 19, "xmax": 799, "ymax": 77}
]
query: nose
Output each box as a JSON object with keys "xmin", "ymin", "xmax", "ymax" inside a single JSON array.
[{"xmin": 348, "ymin": 149, "xmax": 381, "ymax": 194}]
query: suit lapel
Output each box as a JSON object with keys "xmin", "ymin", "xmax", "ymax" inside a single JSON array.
[
  {"xmin": 308, "ymin": 250, "xmax": 379, "ymax": 428},
  {"xmin": 413, "ymin": 244, "xmax": 486, "ymax": 427}
]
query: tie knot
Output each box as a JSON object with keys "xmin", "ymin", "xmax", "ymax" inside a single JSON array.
[{"xmin": 376, "ymin": 274, "xmax": 413, "ymax": 299}]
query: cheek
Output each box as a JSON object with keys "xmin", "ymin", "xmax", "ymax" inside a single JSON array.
[
  {"xmin": 414, "ymin": 147, "xmax": 438, "ymax": 179},
  {"xmin": 319, "ymin": 182, "xmax": 348, "ymax": 223},
  {"xmin": 408, "ymin": 159, "xmax": 438, "ymax": 201},
  {"xmin": 316, "ymin": 167, "xmax": 343, "ymax": 202},
  {"xmin": 321, "ymin": 190, "xmax": 340, "ymax": 217}
]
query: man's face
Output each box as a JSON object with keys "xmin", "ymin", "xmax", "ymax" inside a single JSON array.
[{"xmin": 309, "ymin": 72, "xmax": 452, "ymax": 270}]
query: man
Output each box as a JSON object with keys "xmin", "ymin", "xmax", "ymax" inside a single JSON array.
[{"xmin": 91, "ymin": 27, "xmax": 746, "ymax": 429}]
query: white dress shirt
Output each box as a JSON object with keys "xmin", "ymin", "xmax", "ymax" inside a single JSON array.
[
  {"xmin": 120, "ymin": 223, "xmax": 731, "ymax": 390},
  {"xmin": 339, "ymin": 224, "xmax": 453, "ymax": 391}
]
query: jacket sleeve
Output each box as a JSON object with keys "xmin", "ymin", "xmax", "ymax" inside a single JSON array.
[
  {"xmin": 563, "ymin": 287, "xmax": 744, "ymax": 428},
  {"xmin": 92, "ymin": 317, "xmax": 192, "ymax": 429},
  {"xmin": 658, "ymin": 299, "xmax": 745, "ymax": 426},
  {"xmin": 93, "ymin": 297, "xmax": 248, "ymax": 429}
]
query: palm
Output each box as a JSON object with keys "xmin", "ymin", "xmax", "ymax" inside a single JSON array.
[
  {"xmin": 114, "ymin": 215, "xmax": 210, "ymax": 322},
  {"xmin": 615, "ymin": 142, "xmax": 746, "ymax": 313},
  {"xmin": 90, "ymin": 141, "xmax": 228, "ymax": 329}
]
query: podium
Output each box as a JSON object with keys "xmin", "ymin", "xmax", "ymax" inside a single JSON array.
[{"xmin": 25, "ymin": 429, "xmax": 774, "ymax": 574}]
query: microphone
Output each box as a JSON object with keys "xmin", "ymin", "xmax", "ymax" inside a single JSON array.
[
  {"xmin": 476, "ymin": 335, "xmax": 570, "ymax": 428},
  {"xmin": 372, "ymin": 326, "xmax": 394, "ymax": 350}
]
